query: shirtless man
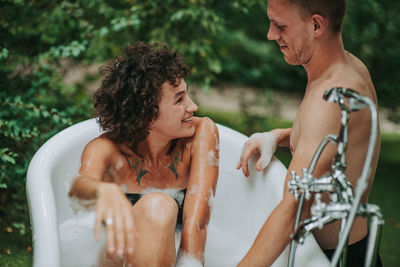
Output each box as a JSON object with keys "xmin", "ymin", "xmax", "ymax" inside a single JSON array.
[
  {"xmin": 69, "ymin": 42, "xmax": 219, "ymax": 266},
  {"xmin": 236, "ymin": 0, "xmax": 382, "ymax": 266}
]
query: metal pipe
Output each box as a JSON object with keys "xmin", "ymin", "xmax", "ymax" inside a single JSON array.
[
  {"xmin": 309, "ymin": 134, "xmax": 338, "ymax": 172},
  {"xmin": 339, "ymin": 218, "xmax": 348, "ymax": 267},
  {"xmin": 365, "ymin": 212, "xmax": 384, "ymax": 267},
  {"xmin": 287, "ymin": 88, "xmax": 381, "ymax": 267},
  {"xmin": 331, "ymin": 96, "xmax": 378, "ymax": 267},
  {"xmin": 288, "ymin": 193, "xmax": 305, "ymax": 267},
  {"xmin": 288, "ymin": 133, "xmax": 337, "ymax": 267}
]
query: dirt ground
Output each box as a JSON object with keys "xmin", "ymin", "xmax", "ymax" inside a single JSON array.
[{"xmin": 63, "ymin": 61, "xmax": 400, "ymax": 134}]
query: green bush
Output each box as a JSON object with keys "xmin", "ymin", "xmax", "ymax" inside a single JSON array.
[
  {"xmin": 1, "ymin": 0, "xmax": 399, "ymax": 237},
  {"xmin": 0, "ymin": 49, "xmax": 92, "ymax": 231},
  {"xmin": 212, "ymin": 0, "xmax": 400, "ymax": 120},
  {"xmin": 0, "ymin": 0, "xmax": 268, "ymax": 232}
]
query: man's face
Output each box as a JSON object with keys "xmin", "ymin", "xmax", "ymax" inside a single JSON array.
[
  {"xmin": 267, "ymin": 0, "xmax": 314, "ymax": 65},
  {"xmin": 151, "ymin": 79, "xmax": 198, "ymax": 140}
]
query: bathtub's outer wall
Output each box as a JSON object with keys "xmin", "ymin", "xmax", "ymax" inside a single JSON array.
[
  {"xmin": 26, "ymin": 120, "xmax": 101, "ymax": 267},
  {"xmin": 26, "ymin": 119, "xmax": 329, "ymax": 267}
]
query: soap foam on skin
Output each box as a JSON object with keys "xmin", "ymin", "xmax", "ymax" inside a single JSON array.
[
  {"xmin": 115, "ymin": 157, "xmax": 124, "ymax": 171},
  {"xmin": 175, "ymin": 251, "xmax": 203, "ymax": 267},
  {"xmin": 188, "ymin": 185, "xmax": 198, "ymax": 196},
  {"xmin": 69, "ymin": 196, "xmax": 97, "ymax": 213},
  {"xmin": 69, "ymin": 176, "xmax": 97, "ymax": 213},
  {"xmin": 208, "ymin": 189, "xmax": 214, "ymax": 213},
  {"xmin": 207, "ymin": 150, "xmax": 219, "ymax": 167},
  {"xmin": 209, "ymin": 120, "xmax": 220, "ymax": 152},
  {"xmin": 249, "ymin": 132, "xmax": 278, "ymax": 170}
]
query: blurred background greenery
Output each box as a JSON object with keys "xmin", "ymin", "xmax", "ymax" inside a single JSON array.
[{"xmin": 1, "ymin": 0, "xmax": 399, "ymax": 266}]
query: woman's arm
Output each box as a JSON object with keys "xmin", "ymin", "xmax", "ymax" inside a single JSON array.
[
  {"xmin": 68, "ymin": 137, "xmax": 135, "ymax": 258},
  {"xmin": 179, "ymin": 117, "xmax": 219, "ymax": 265},
  {"xmin": 69, "ymin": 138, "xmax": 111, "ymax": 199}
]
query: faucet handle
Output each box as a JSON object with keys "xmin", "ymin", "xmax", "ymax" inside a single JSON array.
[
  {"xmin": 311, "ymin": 193, "xmax": 326, "ymax": 218},
  {"xmin": 290, "ymin": 170, "xmax": 298, "ymax": 180},
  {"xmin": 304, "ymin": 187, "xmax": 311, "ymax": 200},
  {"xmin": 301, "ymin": 168, "xmax": 312, "ymax": 199},
  {"xmin": 315, "ymin": 193, "xmax": 322, "ymax": 204},
  {"xmin": 288, "ymin": 170, "xmax": 300, "ymax": 199}
]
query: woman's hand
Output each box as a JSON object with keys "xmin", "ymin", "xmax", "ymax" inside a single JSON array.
[
  {"xmin": 236, "ymin": 132, "xmax": 278, "ymax": 177},
  {"xmin": 94, "ymin": 183, "xmax": 135, "ymax": 258}
]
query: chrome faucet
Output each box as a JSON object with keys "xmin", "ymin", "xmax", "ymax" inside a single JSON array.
[{"xmin": 287, "ymin": 88, "xmax": 384, "ymax": 267}]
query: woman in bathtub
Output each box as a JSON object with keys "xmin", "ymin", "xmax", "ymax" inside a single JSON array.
[{"xmin": 68, "ymin": 42, "xmax": 219, "ymax": 266}]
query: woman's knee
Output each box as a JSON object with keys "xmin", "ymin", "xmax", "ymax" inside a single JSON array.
[{"xmin": 134, "ymin": 192, "xmax": 178, "ymax": 228}]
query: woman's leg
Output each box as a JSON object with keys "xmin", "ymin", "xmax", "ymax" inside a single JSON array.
[{"xmin": 126, "ymin": 192, "xmax": 179, "ymax": 267}]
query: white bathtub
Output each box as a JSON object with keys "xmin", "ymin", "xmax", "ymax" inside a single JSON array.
[{"xmin": 26, "ymin": 119, "xmax": 329, "ymax": 267}]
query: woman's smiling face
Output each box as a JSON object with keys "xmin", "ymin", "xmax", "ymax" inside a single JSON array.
[{"xmin": 150, "ymin": 79, "xmax": 198, "ymax": 140}]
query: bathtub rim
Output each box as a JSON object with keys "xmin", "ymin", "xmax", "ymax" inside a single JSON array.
[
  {"xmin": 26, "ymin": 118, "xmax": 249, "ymax": 267},
  {"xmin": 26, "ymin": 119, "xmax": 100, "ymax": 267}
]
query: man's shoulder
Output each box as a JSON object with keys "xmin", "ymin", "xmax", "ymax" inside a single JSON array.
[
  {"xmin": 300, "ymin": 84, "xmax": 342, "ymax": 134},
  {"xmin": 319, "ymin": 52, "xmax": 374, "ymax": 96}
]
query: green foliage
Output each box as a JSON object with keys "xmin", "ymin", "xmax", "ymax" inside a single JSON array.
[
  {"xmin": 0, "ymin": 0, "xmax": 269, "ymax": 233},
  {"xmin": 215, "ymin": 0, "xmax": 400, "ymax": 118},
  {"xmin": 0, "ymin": 68, "xmax": 90, "ymax": 230},
  {"xmin": 1, "ymin": 0, "xmax": 399, "ymax": 242},
  {"xmin": 343, "ymin": 0, "xmax": 400, "ymax": 121},
  {"xmin": 1, "ymin": 0, "xmax": 94, "ymax": 231}
]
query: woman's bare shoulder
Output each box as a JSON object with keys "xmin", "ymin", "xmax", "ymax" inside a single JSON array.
[
  {"xmin": 83, "ymin": 135, "xmax": 119, "ymax": 157},
  {"xmin": 188, "ymin": 117, "xmax": 219, "ymax": 150},
  {"xmin": 193, "ymin": 116, "xmax": 218, "ymax": 133}
]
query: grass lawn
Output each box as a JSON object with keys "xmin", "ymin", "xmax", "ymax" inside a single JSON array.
[
  {"xmin": 368, "ymin": 133, "xmax": 400, "ymax": 266},
  {"xmin": 0, "ymin": 107, "xmax": 398, "ymax": 266},
  {"xmin": 0, "ymin": 220, "xmax": 32, "ymax": 267}
]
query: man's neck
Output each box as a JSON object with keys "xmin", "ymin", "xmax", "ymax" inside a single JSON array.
[{"xmin": 303, "ymin": 33, "xmax": 345, "ymax": 86}]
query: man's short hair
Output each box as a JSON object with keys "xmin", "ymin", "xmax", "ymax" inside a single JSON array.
[
  {"xmin": 94, "ymin": 42, "xmax": 188, "ymax": 147},
  {"xmin": 288, "ymin": 0, "xmax": 346, "ymax": 33}
]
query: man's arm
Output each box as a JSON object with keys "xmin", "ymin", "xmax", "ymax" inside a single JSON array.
[
  {"xmin": 272, "ymin": 128, "xmax": 292, "ymax": 148},
  {"xmin": 238, "ymin": 99, "xmax": 340, "ymax": 266},
  {"xmin": 237, "ymin": 128, "xmax": 291, "ymax": 177}
]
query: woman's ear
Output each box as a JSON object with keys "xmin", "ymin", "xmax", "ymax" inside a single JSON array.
[{"xmin": 311, "ymin": 14, "xmax": 326, "ymax": 37}]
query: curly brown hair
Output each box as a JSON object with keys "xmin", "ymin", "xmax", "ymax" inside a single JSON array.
[{"xmin": 93, "ymin": 42, "xmax": 189, "ymax": 147}]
